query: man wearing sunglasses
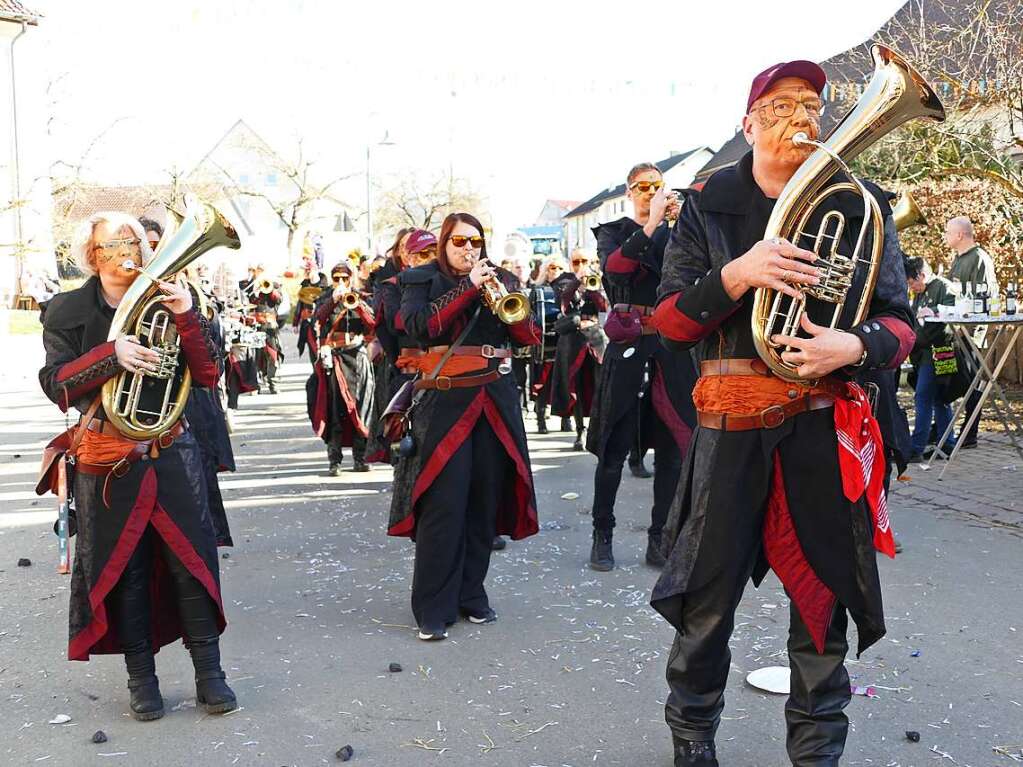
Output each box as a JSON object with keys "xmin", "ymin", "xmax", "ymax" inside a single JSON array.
[
  {"xmin": 650, "ymin": 61, "xmax": 914, "ymax": 766},
  {"xmin": 587, "ymin": 164, "xmax": 698, "ymax": 573}
]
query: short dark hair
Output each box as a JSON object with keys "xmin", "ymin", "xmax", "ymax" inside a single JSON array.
[
  {"xmin": 904, "ymin": 256, "xmax": 925, "ymax": 280},
  {"xmin": 139, "ymin": 217, "xmax": 163, "ymax": 238},
  {"xmin": 626, "ymin": 162, "xmax": 661, "ymax": 186}
]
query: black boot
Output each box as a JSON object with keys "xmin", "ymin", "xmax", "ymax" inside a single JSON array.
[
  {"xmin": 675, "ymin": 739, "xmax": 718, "ymax": 766},
  {"xmin": 190, "ymin": 639, "xmax": 237, "ymax": 714},
  {"xmin": 629, "ymin": 458, "xmax": 653, "ymax": 478},
  {"xmin": 537, "ymin": 416, "xmax": 548, "ymax": 435},
  {"xmin": 125, "ymin": 649, "xmax": 164, "ymax": 722},
  {"xmin": 646, "ymin": 532, "xmax": 667, "ymax": 567},
  {"xmin": 560, "ymin": 416, "xmax": 572, "ymax": 432},
  {"xmin": 573, "ymin": 428, "xmax": 585, "ymax": 451},
  {"xmin": 589, "ymin": 529, "xmax": 614, "ymax": 571}
]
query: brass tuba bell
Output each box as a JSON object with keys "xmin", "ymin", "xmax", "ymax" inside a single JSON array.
[
  {"xmin": 891, "ymin": 190, "xmax": 927, "ymax": 231},
  {"xmin": 101, "ymin": 197, "xmax": 241, "ymax": 439},
  {"xmin": 751, "ymin": 45, "xmax": 945, "ymax": 383}
]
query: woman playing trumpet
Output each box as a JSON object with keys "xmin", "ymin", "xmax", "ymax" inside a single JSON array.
[
  {"xmin": 38, "ymin": 212, "xmax": 236, "ymax": 722},
  {"xmin": 390, "ymin": 213, "xmax": 541, "ymax": 640},
  {"xmin": 306, "ymin": 261, "xmax": 375, "ymax": 475}
]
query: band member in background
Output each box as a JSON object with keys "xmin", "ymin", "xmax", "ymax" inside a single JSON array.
[
  {"xmin": 39, "ymin": 212, "xmax": 236, "ymax": 722},
  {"xmin": 182, "ymin": 264, "xmax": 236, "ymax": 548},
  {"xmin": 390, "ymin": 213, "xmax": 540, "ymax": 641},
  {"xmin": 140, "ymin": 220, "xmax": 235, "ymax": 545},
  {"xmin": 294, "ymin": 255, "xmax": 329, "ymax": 362},
  {"xmin": 501, "ymin": 255, "xmax": 533, "ymax": 410},
  {"xmin": 366, "ymin": 227, "xmax": 415, "ymax": 461},
  {"xmin": 250, "ymin": 275, "xmax": 284, "ymax": 394},
  {"xmin": 650, "ymin": 61, "xmax": 914, "ymax": 766},
  {"xmin": 548, "ymin": 249, "xmax": 607, "ymax": 450},
  {"xmin": 367, "ymin": 228, "xmax": 433, "ymax": 463},
  {"xmin": 530, "ymin": 255, "xmax": 567, "ymax": 433},
  {"xmin": 307, "ymin": 262, "xmax": 375, "ymax": 475},
  {"xmin": 587, "ymin": 163, "xmax": 697, "ymax": 572}
]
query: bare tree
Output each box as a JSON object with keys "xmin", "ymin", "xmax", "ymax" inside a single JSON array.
[
  {"xmin": 203, "ymin": 133, "xmax": 355, "ymax": 256},
  {"xmin": 374, "ymin": 172, "xmax": 488, "ymax": 232},
  {"xmin": 837, "ymin": 0, "xmax": 1023, "ymax": 278}
]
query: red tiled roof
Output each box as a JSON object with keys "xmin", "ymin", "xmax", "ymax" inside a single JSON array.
[{"xmin": 0, "ymin": 0, "xmax": 42, "ymax": 23}]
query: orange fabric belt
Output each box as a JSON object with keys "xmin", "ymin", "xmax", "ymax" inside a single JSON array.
[
  {"xmin": 694, "ymin": 358, "xmax": 847, "ymax": 431},
  {"xmin": 327, "ymin": 332, "xmax": 363, "ymax": 347},
  {"xmin": 395, "ymin": 351, "xmax": 489, "ymax": 378},
  {"xmin": 77, "ymin": 428, "xmax": 139, "ymax": 465}
]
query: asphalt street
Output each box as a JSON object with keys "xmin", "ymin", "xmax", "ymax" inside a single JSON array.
[{"xmin": 1, "ymin": 328, "xmax": 1021, "ymax": 767}]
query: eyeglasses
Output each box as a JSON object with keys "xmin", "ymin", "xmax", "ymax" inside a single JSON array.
[
  {"xmin": 95, "ymin": 238, "xmax": 141, "ymax": 251},
  {"xmin": 571, "ymin": 259, "xmax": 588, "ymax": 266},
  {"xmin": 449, "ymin": 235, "xmax": 484, "ymax": 249},
  {"xmin": 412, "ymin": 248, "xmax": 436, "ymax": 263},
  {"xmin": 754, "ymin": 96, "xmax": 822, "ymax": 119},
  {"xmin": 628, "ymin": 180, "xmax": 663, "ymax": 194}
]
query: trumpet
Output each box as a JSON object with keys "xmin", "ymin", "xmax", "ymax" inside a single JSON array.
[
  {"xmin": 338, "ymin": 290, "xmax": 360, "ymax": 310},
  {"xmin": 252, "ymin": 277, "xmax": 274, "ymax": 296},
  {"xmin": 478, "ymin": 261, "xmax": 531, "ymax": 324},
  {"xmin": 582, "ymin": 271, "xmax": 603, "ymax": 291}
]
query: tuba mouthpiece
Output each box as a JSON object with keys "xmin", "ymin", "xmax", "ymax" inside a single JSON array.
[{"xmin": 791, "ymin": 132, "xmax": 810, "ymax": 146}]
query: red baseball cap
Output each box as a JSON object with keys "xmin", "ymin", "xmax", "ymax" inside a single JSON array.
[
  {"xmin": 406, "ymin": 229, "xmax": 437, "ymax": 254},
  {"xmin": 746, "ymin": 60, "xmax": 827, "ymax": 113}
]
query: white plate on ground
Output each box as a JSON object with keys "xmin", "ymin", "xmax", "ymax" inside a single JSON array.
[{"xmin": 746, "ymin": 666, "xmax": 790, "ymax": 695}]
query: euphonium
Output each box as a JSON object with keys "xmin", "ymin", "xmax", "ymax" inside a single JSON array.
[
  {"xmin": 891, "ymin": 190, "xmax": 927, "ymax": 231},
  {"xmin": 751, "ymin": 45, "xmax": 945, "ymax": 383},
  {"xmin": 101, "ymin": 197, "xmax": 241, "ymax": 439},
  {"xmin": 479, "ymin": 261, "xmax": 531, "ymax": 324}
]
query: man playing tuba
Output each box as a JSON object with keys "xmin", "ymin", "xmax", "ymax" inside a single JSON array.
[
  {"xmin": 650, "ymin": 60, "xmax": 917, "ymax": 765},
  {"xmin": 38, "ymin": 212, "xmax": 238, "ymax": 723}
]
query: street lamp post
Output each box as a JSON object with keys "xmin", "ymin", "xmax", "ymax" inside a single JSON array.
[{"xmin": 365, "ymin": 131, "xmax": 396, "ymax": 252}]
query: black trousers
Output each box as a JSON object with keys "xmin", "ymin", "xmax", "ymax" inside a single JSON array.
[
  {"xmin": 411, "ymin": 417, "xmax": 502, "ymax": 627},
  {"xmin": 108, "ymin": 527, "xmax": 221, "ymax": 660},
  {"xmin": 664, "ymin": 516, "xmax": 851, "ymax": 766},
  {"xmin": 328, "ymin": 434, "xmax": 367, "ymax": 465},
  {"xmin": 592, "ymin": 401, "xmax": 680, "ymax": 535}
]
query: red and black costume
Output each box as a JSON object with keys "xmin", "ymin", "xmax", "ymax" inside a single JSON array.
[
  {"xmin": 366, "ymin": 261, "xmax": 424, "ymax": 463},
  {"xmin": 305, "ymin": 290, "xmax": 376, "ymax": 471},
  {"xmin": 389, "ymin": 262, "xmax": 540, "ymax": 632},
  {"xmin": 546, "ymin": 272, "xmax": 607, "ymax": 447},
  {"xmin": 250, "ymin": 282, "xmax": 284, "ymax": 394},
  {"xmin": 649, "ymin": 151, "xmax": 914, "ymax": 764},
  {"xmin": 587, "ymin": 218, "xmax": 698, "ymax": 557},
  {"xmin": 294, "ymin": 272, "xmax": 329, "ymax": 362},
  {"xmin": 183, "ymin": 299, "xmax": 235, "ymax": 547},
  {"xmin": 38, "ymin": 275, "xmax": 234, "ymax": 718}
]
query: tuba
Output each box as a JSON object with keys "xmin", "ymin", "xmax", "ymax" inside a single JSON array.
[
  {"xmin": 891, "ymin": 190, "xmax": 927, "ymax": 231},
  {"xmin": 101, "ymin": 197, "xmax": 241, "ymax": 439},
  {"xmin": 751, "ymin": 45, "xmax": 945, "ymax": 383},
  {"xmin": 479, "ymin": 261, "xmax": 531, "ymax": 324}
]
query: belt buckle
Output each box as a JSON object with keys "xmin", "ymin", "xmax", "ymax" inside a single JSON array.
[
  {"xmin": 111, "ymin": 458, "xmax": 130, "ymax": 478},
  {"xmin": 435, "ymin": 376, "xmax": 452, "ymax": 391},
  {"xmin": 480, "ymin": 344, "xmax": 496, "ymax": 358},
  {"xmin": 760, "ymin": 404, "xmax": 786, "ymax": 429}
]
